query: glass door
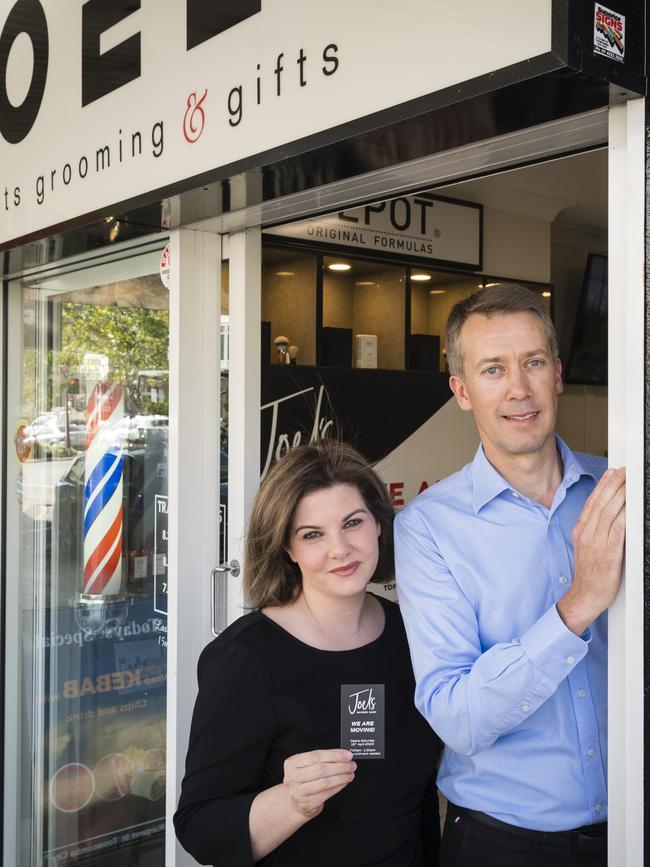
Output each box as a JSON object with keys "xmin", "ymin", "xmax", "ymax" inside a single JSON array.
[{"xmin": 4, "ymin": 238, "xmax": 170, "ymax": 866}]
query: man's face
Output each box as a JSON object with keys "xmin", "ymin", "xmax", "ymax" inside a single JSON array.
[{"xmin": 449, "ymin": 311, "xmax": 563, "ymax": 464}]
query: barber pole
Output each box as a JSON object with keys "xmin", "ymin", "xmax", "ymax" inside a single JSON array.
[{"xmin": 83, "ymin": 382, "xmax": 125, "ymax": 596}]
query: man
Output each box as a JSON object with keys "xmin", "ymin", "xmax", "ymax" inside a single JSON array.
[{"xmin": 394, "ymin": 284, "xmax": 625, "ymax": 867}]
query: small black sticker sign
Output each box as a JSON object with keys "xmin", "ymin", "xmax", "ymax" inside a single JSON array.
[
  {"xmin": 594, "ymin": 4, "xmax": 625, "ymax": 64},
  {"xmin": 340, "ymin": 684, "xmax": 385, "ymax": 759}
]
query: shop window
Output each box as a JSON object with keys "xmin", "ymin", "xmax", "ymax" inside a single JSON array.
[
  {"xmin": 322, "ymin": 255, "xmax": 406, "ymax": 369},
  {"xmin": 7, "ymin": 242, "xmax": 169, "ymax": 866},
  {"xmin": 409, "ymin": 269, "xmax": 552, "ymax": 372},
  {"xmin": 262, "ymin": 247, "xmax": 317, "ymax": 366}
]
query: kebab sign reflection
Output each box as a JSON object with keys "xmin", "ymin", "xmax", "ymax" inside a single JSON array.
[{"xmin": 44, "ymin": 376, "xmax": 167, "ymax": 863}]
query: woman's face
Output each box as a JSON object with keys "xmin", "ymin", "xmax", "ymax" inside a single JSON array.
[{"xmin": 286, "ymin": 483, "xmax": 381, "ymax": 602}]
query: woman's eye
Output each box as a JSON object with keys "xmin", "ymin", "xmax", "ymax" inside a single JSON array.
[
  {"xmin": 302, "ymin": 530, "xmax": 321, "ymax": 541},
  {"xmin": 344, "ymin": 518, "xmax": 362, "ymax": 529}
]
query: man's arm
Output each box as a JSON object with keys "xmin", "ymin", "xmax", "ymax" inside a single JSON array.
[{"xmin": 394, "ymin": 469, "xmax": 625, "ymax": 758}]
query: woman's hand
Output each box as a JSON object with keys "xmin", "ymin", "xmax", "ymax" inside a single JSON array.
[
  {"xmin": 283, "ymin": 749, "xmax": 356, "ymax": 819},
  {"xmin": 249, "ymin": 749, "xmax": 356, "ymax": 860}
]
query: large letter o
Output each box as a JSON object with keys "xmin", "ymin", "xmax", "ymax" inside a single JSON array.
[{"xmin": 0, "ymin": 0, "xmax": 48, "ymax": 144}]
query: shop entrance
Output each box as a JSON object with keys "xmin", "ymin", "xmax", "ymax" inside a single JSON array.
[{"xmin": 258, "ymin": 147, "xmax": 608, "ymax": 531}]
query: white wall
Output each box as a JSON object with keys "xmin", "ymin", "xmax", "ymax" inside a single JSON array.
[{"xmin": 481, "ymin": 207, "xmax": 551, "ymax": 283}]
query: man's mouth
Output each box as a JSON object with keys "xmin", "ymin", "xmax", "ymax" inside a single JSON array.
[{"xmin": 503, "ymin": 411, "xmax": 540, "ymax": 422}]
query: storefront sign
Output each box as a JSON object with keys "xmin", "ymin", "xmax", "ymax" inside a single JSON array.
[
  {"xmin": 264, "ymin": 195, "xmax": 482, "ymax": 269},
  {"xmin": 0, "ymin": 0, "xmax": 553, "ymax": 246},
  {"xmin": 594, "ymin": 4, "xmax": 625, "ymax": 63}
]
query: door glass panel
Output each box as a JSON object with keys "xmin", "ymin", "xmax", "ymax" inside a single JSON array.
[
  {"xmin": 5, "ymin": 241, "xmax": 169, "ymax": 866},
  {"xmin": 220, "ymin": 259, "xmax": 229, "ymax": 565}
]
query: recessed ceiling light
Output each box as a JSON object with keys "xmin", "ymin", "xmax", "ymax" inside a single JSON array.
[
  {"xmin": 328, "ymin": 262, "xmax": 351, "ymax": 271},
  {"xmin": 429, "ymin": 289, "xmax": 447, "ymax": 295},
  {"xmin": 542, "ymin": 291, "xmax": 552, "ymax": 298},
  {"xmin": 356, "ymin": 281, "xmax": 375, "ymax": 286},
  {"xmin": 411, "ymin": 273, "xmax": 432, "ymax": 282},
  {"xmin": 275, "ymin": 271, "xmax": 295, "ymax": 277}
]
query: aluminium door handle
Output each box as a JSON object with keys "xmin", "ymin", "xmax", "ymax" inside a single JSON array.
[{"xmin": 211, "ymin": 560, "xmax": 240, "ymax": 636}]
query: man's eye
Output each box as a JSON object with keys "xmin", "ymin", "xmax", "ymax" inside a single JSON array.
[
  {"xmin": 484, "ymin": 366, "xmax": 499, "ymax": 375},
  {"xmin": 528, "ymin": 359, "xmax": 543, "ymax": 368}
]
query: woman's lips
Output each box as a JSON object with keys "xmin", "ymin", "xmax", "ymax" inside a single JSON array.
[{"xmin": 329, "ymin": 561, "xmax": 360, "ymax": 576}]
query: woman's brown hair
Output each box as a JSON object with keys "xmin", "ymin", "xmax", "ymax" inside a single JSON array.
[{"xmin": 244, "ymin": 440, "xmax": 394, "ymax": 609}]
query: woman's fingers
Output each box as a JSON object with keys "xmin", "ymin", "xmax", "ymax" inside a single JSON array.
[
  {"xmin": 283, "ymin": 749, "xmax": 356, "ymax": 817},
  {"xmin": 287, "ymin": 749, "xmax": 352, "ymax": 769}
]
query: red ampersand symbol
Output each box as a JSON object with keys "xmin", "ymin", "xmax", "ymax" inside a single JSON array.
[{"xmin": 183, "ymin": 89, "xmax": 208, "ymax": 143}]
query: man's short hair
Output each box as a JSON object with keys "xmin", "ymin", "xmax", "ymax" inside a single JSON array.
[{"xmin": 445, "ymin": 283, "xmax": 559, "ymax": 377}]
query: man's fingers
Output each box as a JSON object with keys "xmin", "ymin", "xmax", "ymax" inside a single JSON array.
[
  {"xmin": 575, "ymin": 468, "xmax": 625, "ymax": 538},
  {"xmin": 606, "ymin": 504, "xmax": 626, "ymax": 550}
]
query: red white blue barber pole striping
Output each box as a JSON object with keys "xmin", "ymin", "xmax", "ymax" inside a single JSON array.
[{"xmin": 83, "ymin": 381, "xmax": 124, "ymax": 596}]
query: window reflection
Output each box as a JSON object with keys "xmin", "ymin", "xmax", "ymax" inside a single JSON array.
[{"xmin": 9, "ymin": 243, "xmax": 169, "ymax": 867}]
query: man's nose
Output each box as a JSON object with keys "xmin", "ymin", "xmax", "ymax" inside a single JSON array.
[{"xmin": 506, "ymin": 367, "xmax": 531, "ymax": 399}]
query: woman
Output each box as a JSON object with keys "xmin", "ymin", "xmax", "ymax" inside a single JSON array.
[{"xmin": 174, "ymin": 441, "xmax": 441, "ymax": 866}]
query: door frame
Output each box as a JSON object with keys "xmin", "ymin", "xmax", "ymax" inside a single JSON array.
[{"xmin": 165, "ymin": 226, "xmax": 262, "ymax": 865}]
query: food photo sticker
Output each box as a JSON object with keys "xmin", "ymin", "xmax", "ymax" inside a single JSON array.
[
  {"xmin": 340, "ymin": 684, "xmax": 385, "ymax": 759},
  {"xmin": 593, "ymin": 4, "xmax": 625, "ymax": 63}
]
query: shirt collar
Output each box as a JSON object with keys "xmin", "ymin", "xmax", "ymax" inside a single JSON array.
[{"xmin": 470, "ymin": 435, "xmax": 597, "ymax": 514}]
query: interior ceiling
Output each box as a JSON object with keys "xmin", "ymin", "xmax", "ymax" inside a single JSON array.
[{"xmin": 440, "ymin": 148, "xmax": 608, "ymax": 235}]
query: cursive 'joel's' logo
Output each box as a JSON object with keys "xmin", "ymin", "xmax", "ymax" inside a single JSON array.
[{"xmin": 348, "ymin": 688, "xmax": 376, "ymax": 715}]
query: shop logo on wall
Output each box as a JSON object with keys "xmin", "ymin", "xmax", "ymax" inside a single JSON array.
[
  {"xmin": 0, "ymin": 0, "xmax": 555, "ymax": 248},
  {"xmin": 264, "ymin": 194, "xmax": 482, "ymax": 270},
  {"xmin": 594, "ymin": 4, "xmax": 625, "ymax": 63}
]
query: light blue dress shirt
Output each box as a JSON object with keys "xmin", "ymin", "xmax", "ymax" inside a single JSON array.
[{"xmin": 394, "ymin": 437, "xmax": 607, "ymax": 831}]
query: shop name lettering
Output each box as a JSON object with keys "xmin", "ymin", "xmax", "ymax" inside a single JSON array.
[
  {"xmin": 348, "ymin": 688, "xmax": 377, "ymax": 715},
  {"xmin": 0, "ymin": 1, "xmax": 263, "ymax": 144},
  {"xmin": 261, "ymin": 385, "xmax": 334, "ymax": 479},
  {"xmin": 1, "ymin": 1, "xmax": 339, "ymax": 213}
]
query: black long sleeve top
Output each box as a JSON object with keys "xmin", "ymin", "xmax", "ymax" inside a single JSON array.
[{"xmin": 174, "ymin": 595, "xmax": 441, "ymax": 866}]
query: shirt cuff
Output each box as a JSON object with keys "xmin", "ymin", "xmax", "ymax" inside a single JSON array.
[{"xmin": 519, "ymin": 604, "xmax": 588, "ymax": 683}]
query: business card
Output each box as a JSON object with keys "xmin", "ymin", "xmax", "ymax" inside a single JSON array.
[{"xmin": 340, "ymin": 683, "xmax": 385, "ymax": 759}]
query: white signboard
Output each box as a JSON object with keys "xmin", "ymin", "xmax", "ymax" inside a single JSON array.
[
  {"xmin": 0, "ymin": 0, "xmax": 553, "ymax": 246},
  {"xmin": 264, "ymin": 195, "xmax": 482, "ymax": 268}
]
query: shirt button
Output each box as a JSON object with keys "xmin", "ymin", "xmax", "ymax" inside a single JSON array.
[
  {"xmin": 595, "ymin": 804, "xmax": 603, "ymax": 813},
  {"xmin": 587, "ymin": 748, "xmax": 596, "ymax": 757},
  {"xmin": 578, "ymin": 689, "xmax": 586, "ymax": 698},
  {"xmin": 522, "ymin": 704, "xmax": 530, "ymax": 713},
  {"xmin": 559, "ymin": 575, "xmax": 569, "ymax": 584},
  {"xmin": 566, "ymin": 656, "xmax": 575, "ymax": 665}
]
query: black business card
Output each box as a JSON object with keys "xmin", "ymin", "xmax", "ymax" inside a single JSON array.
[{"xmin": 340, "ymin": 684, "xmax": 385, "ymax": 759}]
